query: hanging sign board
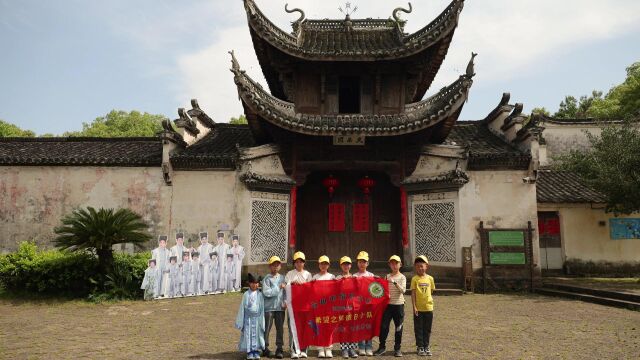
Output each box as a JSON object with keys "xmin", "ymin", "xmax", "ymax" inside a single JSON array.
[
  {"xmin": 489, "ymin": 231, "xmax": 524, "ymax": 246},
  {"xmin": 328, "ymin": 203, "xmax": 346, "ymax": 232},
  {"xmin": 377, "ymin": 223, "xmax": 391, "ymax": 232},
  {"xmin": 333, "ymin": 135, "xmax": 365, "ymax": 146},
  {"xmin": 353, "ymin": 203, "xmax": 370, "ymax": 232},
  {"xmin": 490, "ymin": 252, "xmax": 526, "ymax": 265}
]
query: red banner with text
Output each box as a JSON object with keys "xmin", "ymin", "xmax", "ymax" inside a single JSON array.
[{"xmin": 288, "ymin": 277, "xmax": 389, "ymax": 348}]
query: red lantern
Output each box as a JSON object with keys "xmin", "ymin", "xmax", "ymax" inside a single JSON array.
[
  {"xmin": 322, "ymin": 175, "xmax": 340, "ymax": 198},
  {"xmin": 358, "ymin": 176, "xmax": 376, "ymax": 198}
]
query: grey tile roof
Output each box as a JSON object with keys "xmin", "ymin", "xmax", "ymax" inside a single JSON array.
[
  {"xmin": 536, "ymin": 169, "xmax": 607, "ymax": 203},
  {"xmin": 0, "ymin": 137, "xmax": 162, "ymax": 167},
  {"xmin": 170, "ymin": 124, "xmax": 255, "ymax": 170},
  {"xmin": 448, "ymin": 121, "xmax": 531, "ymax": 169}
]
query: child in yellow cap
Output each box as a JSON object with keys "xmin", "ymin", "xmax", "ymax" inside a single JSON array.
[
  {"xmin": 411, "ymin": 255, "xmax": 436, "ymax": 356},
  {"xmin": 285, "ymin": 251, "xmax": 313, "ymax": 358},
  {"xmin": 336, "ymin": 256, "xmax": 357, "ymax": 358},
  {"xmin": 353, "ymin": 251, "xmax": 374, "ymax": 356},
  {"xmin": 262, "ymin": 256, "xmax": 286, "ymax": 359},
  {"xmin": 374, "ymin": 255, "xmax": 407, "ymax": 357},
  {"xmin": 312, "ymin": 256, "xmax": 336, "ymax": 358}
]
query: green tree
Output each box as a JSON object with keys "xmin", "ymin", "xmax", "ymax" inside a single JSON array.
[
  {"xmin": 556, "ymin": 120, "xmax": 640, "ymax": 215},
  {"xmin": 65, "ymin": 110, "xmax": 167, "ymax": 137},
  {"xmin": 530, "ymin": 107, "xmax": 550, "ymax": 116},
  {"xmin": 229, "ymin": 114, "xmax": 248, "ymax": 124},
  {"xmin": 0, "ymin": 119, "xmax": 36, "ymax": 137},
  {"xmin": 554, "ymin": 91, "xmax": 603, "ymax": 119},
  {"xmin": 588, "ymin": 62, "xmax": 640, "ymax": 119},
  {"xmin": 54, "ymin": 207, "xmax": 152, "ymax": 279}
]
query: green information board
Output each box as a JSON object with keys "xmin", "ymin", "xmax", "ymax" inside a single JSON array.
[
  {"xmin": 490, "ymin": 252, "xmax": 526, "ymax": 265},
  {"xmin": 489, "ymin": 231, "xmax": 524, "ymax": 246},
  {"xmin": 378, "ymin": 223, "xmax": 391, "ymax": 232}
]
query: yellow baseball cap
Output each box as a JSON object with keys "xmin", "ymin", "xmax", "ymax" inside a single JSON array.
[
  {"xmin": 388, "ymin": 255, "xmax": 402, "ymax": 263},
  {"xmin": 318, "ymin": 255, "xmax": 330, "ymax": 264},
  {"xmin": 339, "ymin": 256, "xmax": 352, "ymax": 265},
  {"xmin": 415, "ymin": 255, "xmax": 429, "ymax": 264},
  {"xmin": 293, "ymin": 251, "xmax": 306, "ymax": 262},
  {"xmin": 356, "ymin": 251, "xmax": 369, "ymax": 262},
  {"xmin": 268, "ymin": 256, "xmax": 282, "ymax": 265}
]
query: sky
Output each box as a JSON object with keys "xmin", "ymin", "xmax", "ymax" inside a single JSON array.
[{"xmin": 1, "ymin": 0, "xmax": 639, "ymax": 136}]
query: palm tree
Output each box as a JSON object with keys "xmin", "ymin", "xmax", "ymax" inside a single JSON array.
[{"xmin": 54, "ymin": 207, "xmax": 152, "ymax": 276}]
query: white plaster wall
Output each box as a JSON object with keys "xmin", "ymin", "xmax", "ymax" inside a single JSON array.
[
  {"xmin": 0, "ymin": 166, "xmax": 170, "ymax": 252},
  {"xmin": 542, "ymin": 125, "xmax": 602, "ymax": 164},
  {"xmin": 539, "ymin": 204, "xmax": 640, "ymax": 263},
  {"xmin": 458, "ymin": 170, "xmax": 540, "ymax": 271}
]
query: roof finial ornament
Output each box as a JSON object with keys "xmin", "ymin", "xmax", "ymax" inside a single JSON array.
[
  {"xmin": 229, "ymin": 50, "xmax": 240, "ymax": 74},
  {"xmin": 338, "ymin": 2, "xmax": 358, "ymax": 19},
  {"xmin": 285, "ymin": 3, "xmax": 305, "ymax": 34},
  {"xmin": 466, "ymin": 52, "xmax": 478, "ymax": 78},
  {"xmin": 393, "ymin": 2, "xmax": 412, "ymax": 23}
]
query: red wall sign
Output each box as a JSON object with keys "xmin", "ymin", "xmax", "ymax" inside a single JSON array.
[
  {"xmin": 353, "ymin": 203, "xmax": 370, "ymax": 233},
  {"xmin": 328, "ymin": 203, "xmax": 346, "ymax": 232}
]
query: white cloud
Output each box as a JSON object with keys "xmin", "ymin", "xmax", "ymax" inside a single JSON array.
[{"xmin": 174, "ymin": 0, "xmax": 640, "ymax": 122}]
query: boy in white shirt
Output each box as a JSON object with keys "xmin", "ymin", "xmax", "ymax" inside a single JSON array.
[
  {"xmin": 373, "ymin": 255, "xmax": 407, "ymax": 357},
  {"xmin": 312, "ymin": 255, "xmax": 336, "ymax": 358},
  {"xmin": 285, "ymin": 251, "xmax": 313, "ymax": 359}
]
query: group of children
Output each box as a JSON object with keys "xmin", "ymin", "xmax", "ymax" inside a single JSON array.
[
  {"xmin": 236, "ymin": 251, "xmax": 436, "ymax": 360},
  {"xmin": 140, "ymin": 231, "xmax": 246, "ymax": 299}
]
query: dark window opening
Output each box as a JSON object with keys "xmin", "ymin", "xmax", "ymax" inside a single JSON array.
[{"xmin": 339, "ymin": 76, "xmax": 361, "ymax": 114}]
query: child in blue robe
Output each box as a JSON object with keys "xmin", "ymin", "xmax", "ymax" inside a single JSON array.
[{"xmin": 235, "ymin": 273, "xmax": 265, "ymax": 360}]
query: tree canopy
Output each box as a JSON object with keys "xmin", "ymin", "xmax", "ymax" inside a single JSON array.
[
  {"xmin": 229, "ymin": 114, "xmax": 248, "ymax": 124},
  {"xmin": 556, "ymin": 120, "xmax": 640, "ymax": 215},
  {"xmin": 0, "ymin": 119, "xmax": 36, "ymax": 137},
  {"xmin": 553, "ymin": 61, "xmax": 640, "ymax": 120},
  {"xmin": 64, "ymin": 110, "xmax": 167, "ymax": 137}
]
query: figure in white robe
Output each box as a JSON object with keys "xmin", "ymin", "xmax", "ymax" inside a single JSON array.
[
  {"xmin": 197, "ymin": 232, "xmax": 214, "ymax": 294},
  {"xmin": 190, "ymin": 253, "xmax": 202, "ymax": 295},
  {"xmin": 230, "ymin": 235, "xmax": 245, "ymax": 291},
  {"xmin": 179, "ymin": 252, "xmax": 191, "ymax": 296},
  {"xmin": 167, "ymin": 256, "xmax": 180, "ymax": 298},
  {"xmin": 171, "ymin": 233, "xmax": 188, "ymax": 265},
  {"xmin": 209, "ymin": 252, "xmax": 220, "ymax": 294},
  {"xmin": 213, "ymin": 232, "xmax": 231, "ymax": 293},
  {"xmin": 235, "ymin": 274, "xmax": 265, "ymax": 356},
  {"xmin": 140, "ymin": 260, "xmax": 160, "ymax": 300},
  {"xmin": 151, "ymin": 236, "xmax": 171, "ymax": 297},
  {"xmin": 225, "ymin": 253, "xmax": 235, "ymax": 292}
]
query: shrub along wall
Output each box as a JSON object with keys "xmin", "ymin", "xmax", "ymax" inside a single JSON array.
[{"xmin": 0, "ymin": 242, "xmax": 149, "ymax": 299}]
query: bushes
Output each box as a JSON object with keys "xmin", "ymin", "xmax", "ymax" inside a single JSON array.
[{"xmin": 0, "ymin": 242, "xmax": 150, "ymax": 300}]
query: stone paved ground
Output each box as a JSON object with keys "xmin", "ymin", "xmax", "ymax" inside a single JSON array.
[{"xmin": 0, "ymin": 293, "xmax": 639, "ymax": 360}]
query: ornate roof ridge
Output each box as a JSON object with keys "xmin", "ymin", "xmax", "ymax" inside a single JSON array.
[
  {"xmin": 243, "ymin": 0, "xmax": 464, "ymax": 60},
  {"xmin": 230, "ymin": 52, "xmax": 474, "ymax": 137}
]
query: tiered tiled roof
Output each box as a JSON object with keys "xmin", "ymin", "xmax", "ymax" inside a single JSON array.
[
  {"xmin": 170, "ymin": 124, "xmax": 255, "ymax": 170},
  {"xmin": 536, "ymin": 169, "xmax": 607, "ymax": 204},
  {"xmin": 0, "ymin": 137, "xmax": 162, "ymax": 167},
  {"xmin": 244, "ymin": 0, "xmax": 464, "ymax": 102},
  {"xmin": 231, "ymin": 54, "xmax": 473, "ymax": 137},
  {"xmin": 448, "ymin": 121, "xmax": 531, "ymax": 170}
]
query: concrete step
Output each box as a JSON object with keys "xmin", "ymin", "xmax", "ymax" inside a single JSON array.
[
  {"xmin": 535, "ymin": 288, "xmax": 640, "ymax": 311},
  {"xmin": 542, "ymin": 283, "xmax": 640, "ymax": 303}
]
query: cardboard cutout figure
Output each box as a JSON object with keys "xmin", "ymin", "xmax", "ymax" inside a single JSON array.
[
  {"xmin": 213, "ymin": 231, "xmax": 230, "ymax": 293},
  {"xmin": 190, "ymin": 252, "xmax": 202, "ymax": 295},
  {"xmin": 152, "ymin": 235, "xmax": 171, "ymax": 297},
  {"xmin": 141, "ymin": 259, "xmax": 160, "ymax": 300},
  {"xmin": 179, "ymin": 251, "xmax": 191, "ymax": 296},
  {"xmin": 167, "ymin": 256, "xmax": 180, "ymax": 298},
  {"xmin": 171, "ymin": 233, "xmax": 188, "ymax": 265},
  {"xmin": 225, "ymin": 253, "xmax": 235, "ymax": 292},
  {"xmin": 231, "ymin": 234, "xmax": 245, "ymax": 292},
  {"xmin": 209, "ymin": 252, "xmax": 220, "ymax": 294},
  {"xmin": 197, "ymin": 232, "xmax": 214, "ymax": 294}
]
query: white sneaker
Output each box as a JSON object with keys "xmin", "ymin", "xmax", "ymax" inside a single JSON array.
[
  {"xmin": 358, "ymin": 350, "xmax": 366, "ymax": 356},
  {"xmin": 318, "ymin": 349, "xmax": 326, "ymax": 358},
  {"xmin": 291, "ymin": 353, "xmax": 299, "ymax": 359},
  {"xmin": 326, "ymin": 350, "xmax": 333, "ymax": 358},
  {"xmin": 365, "ymin": 349, "xmax": 373, "ymax": 356},
  {"xmin": 300, "ymin": 351, "xmax": 308, "ymax": 358}
]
